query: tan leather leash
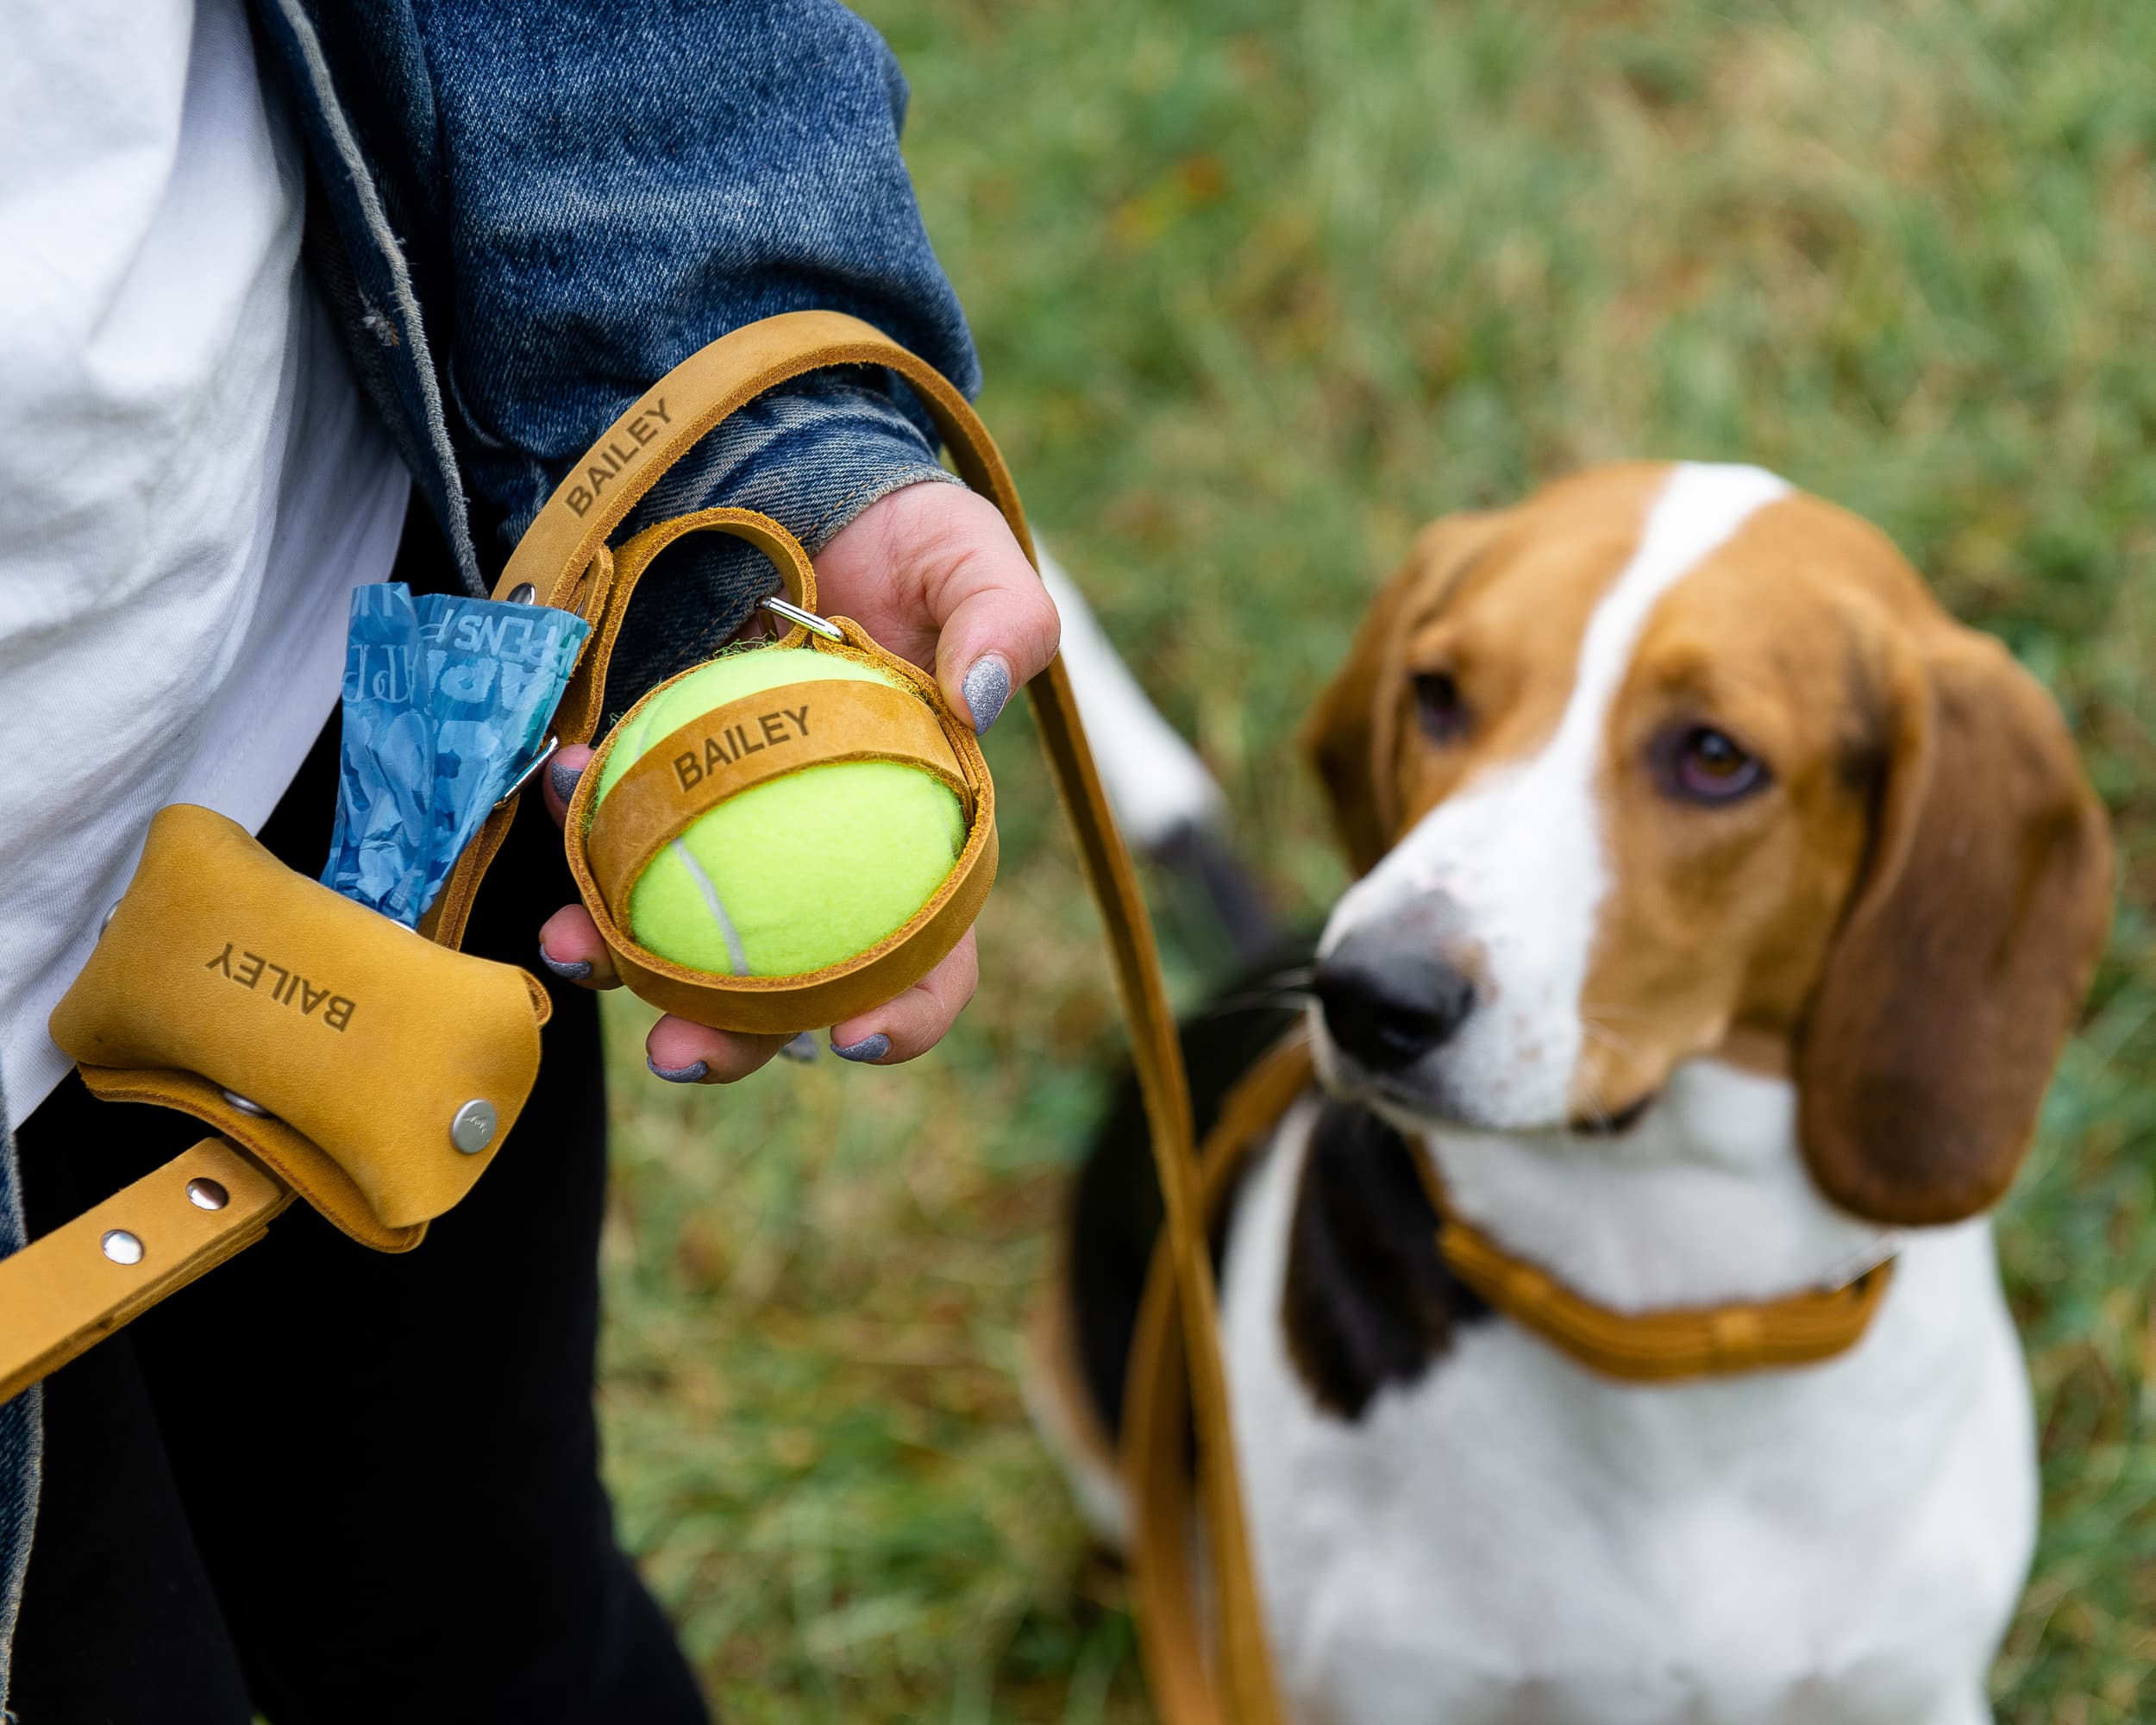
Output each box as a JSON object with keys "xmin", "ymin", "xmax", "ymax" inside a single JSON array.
[
  {"xmin": 0, "ymin": 312, "xmax": 1288, "ymax": 1723},
  {"xmin": 1122, "ymin": 1029, "xmax": 1321, "ymax": 1724}
]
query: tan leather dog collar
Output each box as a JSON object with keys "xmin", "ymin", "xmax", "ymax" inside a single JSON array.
[
  {"xmin": 1162, "ymin": 1032, "xmax": 1896, "ymax": 1388},
  {"xmin": 1408, "ymin": 1137, "xmax": 1896, "ymax": 1383}
]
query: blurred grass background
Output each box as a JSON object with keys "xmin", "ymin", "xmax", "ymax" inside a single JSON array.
[{"xmin": 596, "ymin": 1, "xmax": 2156, "ymax": 1718}]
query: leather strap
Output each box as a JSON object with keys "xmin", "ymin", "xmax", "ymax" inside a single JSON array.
[
  {"xmin": 76, "ymin": 1065, "xmax": 423, "ymax": 1254},
  {"xmin": 1124, "ymin": 1029, "xmax": 1318, "ymax": 1725},
  {"xmin": 1416, "ymin": 1160, "xmax": 1896, "ymax": 1381},
  {"xmin": 0, "ymin": 1138, "xmax": 291, "ymax": 1404},
  {"xmin": 439, "ymin": 309, "xmax": 1282, "ymax": 1718},
  {"xmin": 576, "ymin": 507, "xmax": 817, "ymax": 711},
  {"xmin": 585, "ymin": 676, "xmax": 970, "ymax": 925}
]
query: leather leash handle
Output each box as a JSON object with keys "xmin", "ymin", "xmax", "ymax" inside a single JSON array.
[{"xmin": 433, "ymin": 310, "xmax": 1284, "ymax": 1724}]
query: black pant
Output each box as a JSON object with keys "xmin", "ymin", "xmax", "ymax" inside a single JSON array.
[{"xmin": 10, "ymin": 712, "xmax": 708, "ymax": 1722}]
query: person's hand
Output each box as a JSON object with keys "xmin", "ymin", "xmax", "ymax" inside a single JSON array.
[{"xmin": 535, "ymin": 480, "xmax": 1058, "ymax": 1084}]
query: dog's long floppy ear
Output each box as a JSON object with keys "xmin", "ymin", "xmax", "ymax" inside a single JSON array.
[
  {"xmin": 1797, "ymin": 627, "xmax": 2114, "ymax": 1226},
  {"xmin": 1299, "ymin": 513, "xmax": 1501, "ymax": 876}
]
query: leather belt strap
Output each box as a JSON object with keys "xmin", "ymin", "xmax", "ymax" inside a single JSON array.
[
  {"xmin": 0, "ymin": 1139, "xmax": 291, "ymax": 1404},
  {"xmin": 584, "ymin": 676, "xmax": 970, "ymax": 924}
]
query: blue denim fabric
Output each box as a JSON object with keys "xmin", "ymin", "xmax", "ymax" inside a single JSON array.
[
  {"xmin": 0, "ymin": 1085, "xmax": 39, "ymax": 1720},
  {"xmin": 0, "ymin": 0, "xmax": 980, "ymax": 1684},
  {"xmin": 251, "ymin": 0, "xmax": 978, "ymax": 673}
]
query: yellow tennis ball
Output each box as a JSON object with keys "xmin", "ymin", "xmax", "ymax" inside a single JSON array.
[{"xmin": 593, "ymin": 647, "xmax": 966, "ymax": 977}]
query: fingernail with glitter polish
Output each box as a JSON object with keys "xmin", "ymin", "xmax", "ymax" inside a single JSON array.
[
  {"xmin": 962, "ymin": 656, "xmax": 1011, "ymax": 734},
  {"xmin": 779, "ymin": 1032, "xmax": 821, "ymax": 1063},
  {"xmin": 648, "ymin": 1056, "xmax": 710, "ymax": 1084},
  {"xmin": 831, "ymin": 1032, "xmax": 891, "ymax": 1063},
  {"xmin": 538, "ymin": 945, "xmax": 592, "ymax": 982},
  {"xmin": 548, "ymin": 756, "xmax": 585, "ymax": 806}
]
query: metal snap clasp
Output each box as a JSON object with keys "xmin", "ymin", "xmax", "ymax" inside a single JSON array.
[{"xmin": 450, "ymin": 1100, "xmax": 498, "ymax": 1155}]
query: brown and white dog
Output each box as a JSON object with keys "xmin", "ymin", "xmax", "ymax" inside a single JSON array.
[{"xmin": 1034, "ymin": 462, "xmax": 2114, "ymax": 1725}]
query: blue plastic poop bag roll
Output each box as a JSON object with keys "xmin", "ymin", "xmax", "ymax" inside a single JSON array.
[{"xmin": 322, "ymin": 583, "xmax": 589, "ymax": 926}]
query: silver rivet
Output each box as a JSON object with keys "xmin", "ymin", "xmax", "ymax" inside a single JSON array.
[
  {"xmin": 450, "ymin": 1099, "xmax": 498, "ymax": 1155},
  {"xmin": 186, "ymin": 1178, "xmax": 229, "ymax": 1212},
  {"xmin": 99, "ymin": 900, "xmax": 123, "ymax": 938},
  {"xmin": 101, "ymin": 1229, "xmax": 145, "ymax": 1265},
  {"xmin": 506, "ymin": 582, "xmax": 537, "ymax": 605},
  {"xmin": 221, "ymin": 1088, "xmax": 273, "ymax": 1119}
]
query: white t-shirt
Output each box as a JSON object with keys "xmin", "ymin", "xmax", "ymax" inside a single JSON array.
[{"xmin": 0, "ymin": 0, "xmax": 410, "ymax": 1128}]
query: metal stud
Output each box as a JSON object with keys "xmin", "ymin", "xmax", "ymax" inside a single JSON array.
[
  {"xmin": 221, "ymin": 1088, "xmax": 272, "ymax": 1119},
  {"xmin": 99, "ymin": 900, "xmax": 123, "ymax": 938},
  {"xmin": 450, "ymin": 1099, "xmax": 498, "ymax": 1155},
  {"xmin": 102, "ymin": 1229, "xmax": 145, "ymax": 1266},
  {"xmin": 186, "ymin": 1178, "xmax": 229, "ymax": 1212},
  {"xmin": 506, "ymin": 582, "xmax": 537, "ymax": 605}
]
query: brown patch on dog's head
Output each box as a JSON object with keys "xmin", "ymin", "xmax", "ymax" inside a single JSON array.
[
  {"xmin": 1573, "ymin": 493, "xmax": 2113, "ymax": 1220},
  {"xmin": 1302, "ymin": 467, "xmax": 2112, "ymax": 1222},
  {"xmin": 1300, "ymin": 466, "xmax": 1672, "ymax": 875},
  {"xmin": 1790, "ymin": 618, "xmax": 2115, "ymax": 1222}
]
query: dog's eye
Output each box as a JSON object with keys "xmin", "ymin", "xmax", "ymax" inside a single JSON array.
[
  {"xmin": 1413, "ymin": 670, "xmax": 1470, "ymax": 743},
  {"xmin": 1665, "ymin": 725, "xmax": 1767, "ymax": 804}
]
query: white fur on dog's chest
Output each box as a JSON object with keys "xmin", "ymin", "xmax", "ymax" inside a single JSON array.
[{"xmin": 1219, "ymin": 1103, "xmax": 2037, "ymax": 1725}]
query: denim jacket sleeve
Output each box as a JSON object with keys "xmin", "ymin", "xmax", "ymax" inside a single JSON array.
[{"xmin": 254, "ymin": 0, "xmax": 980, "ymax": 697}]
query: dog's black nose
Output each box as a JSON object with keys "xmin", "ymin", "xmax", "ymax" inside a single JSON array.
[{"xmin": 1313, "ymin": 929, "xmax": 1476, "ymax": 1070}]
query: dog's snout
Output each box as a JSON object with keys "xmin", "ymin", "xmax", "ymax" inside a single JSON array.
[{"xmin": 1313, "ymin": 929, "xmax": 1476, "ymax": 1070}]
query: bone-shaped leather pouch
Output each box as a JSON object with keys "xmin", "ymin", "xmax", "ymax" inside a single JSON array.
[{"xmin": 50, "ymin": 802, "xmax": 548, "ymax": 1248}]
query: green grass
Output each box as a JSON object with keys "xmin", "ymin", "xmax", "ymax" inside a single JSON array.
[{"xmin": 598, "ymin": 1, "xmax": 2156, "ymax": 1717}]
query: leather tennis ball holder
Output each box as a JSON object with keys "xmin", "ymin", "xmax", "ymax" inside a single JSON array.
[
  {"xmin": 0, "ymin": 312, "xmax": 1288, "ymax": 1725},
  {"xmin": 566, "ymin": 508, "xmax": 996, "ymax": 1034}
]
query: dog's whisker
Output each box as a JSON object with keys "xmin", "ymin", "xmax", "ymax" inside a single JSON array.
[
  {"xmin": 1579, "ymin": 1018, "xmax": 1645, "ymax": 1064},
  {"xmin": 1206, "ymin": 984, "xmax": 1318, "ymax": 1016},
  {"xmin": 1578, "ymin": 1002, "xmax": 1662, "ymax": 1030}
]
